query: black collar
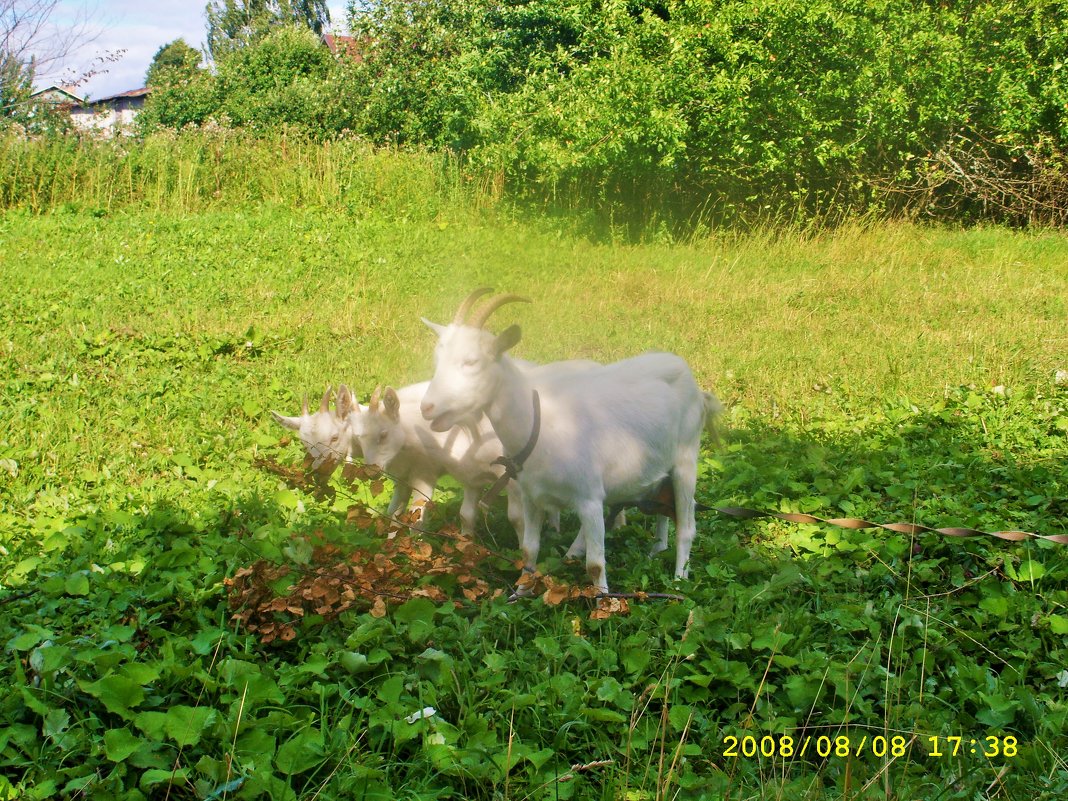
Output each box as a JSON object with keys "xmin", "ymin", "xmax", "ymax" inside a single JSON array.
[
  {"xmin": 493, "ymin": 389, "xmax": 540, "ymax": 479},
  {"xmin": 480, "ymin": 390, "xmax": 540, "ymax": 508}
]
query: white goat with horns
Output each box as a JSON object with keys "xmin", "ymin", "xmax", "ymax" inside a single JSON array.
[
  {"xmin": 420, "ymin": 289, "xmax": 720, "ymax": 594},
  {"xmin": 271, "ymin": 385, "xmax": 455, "ymax": 525},
  {"xmin": 271, "ymin": 387, "xmax": 361, "ymax": 476}
]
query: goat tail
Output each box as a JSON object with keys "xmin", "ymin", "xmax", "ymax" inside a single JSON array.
[{"xmin": 701, "ymin": 391, "xmax": 725, "ymax": 445}]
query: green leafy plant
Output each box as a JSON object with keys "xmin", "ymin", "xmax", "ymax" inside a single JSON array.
[{"xmin": 0, "ymin": 194, "xmax": 1065, "ymax": 798}]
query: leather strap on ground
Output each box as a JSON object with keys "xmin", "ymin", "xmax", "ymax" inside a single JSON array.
[{"xmin": 712, "ymin": 506, "xmax": 1068, "ymax": 545}]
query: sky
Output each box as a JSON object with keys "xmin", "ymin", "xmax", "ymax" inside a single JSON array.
[{"xmin": 37, "ymin": 1, "xmax": 348, "ymax": 101}]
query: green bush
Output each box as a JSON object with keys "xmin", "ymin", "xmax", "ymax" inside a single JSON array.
[
  {"xmin": 139, "ymin": 25, "xmax": 357, "ymax": 138},
  {"xmin": 139, "ymin": 1, "xmax": 1068, "ymax": 227},
  {"xmin": 343, "ymin": 0, "xmax": 1068, "ymax": 224}
]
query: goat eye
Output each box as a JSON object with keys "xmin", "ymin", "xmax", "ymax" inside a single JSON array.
[
  {"xmin": 463, "ymin": 358, "xmax": 479, "ymax": 368},
  {"xmin": 379, "ymin": 431, "xmax": 388, "ymax": 442}
]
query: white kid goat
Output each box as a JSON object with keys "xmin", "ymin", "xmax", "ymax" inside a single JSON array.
[
  {"xmin": 271, "ymin": 387, "xmax": 359, "ymax": 476},
  {"xmin": 272, "ymin": 381, "xmax": 549, "ymax": 536},
  {"xmin": 347, "ymin": 381, "xmax": 507, "ymax": 535},
  {"xmin": 347, "ymin": 362, "xmax": 604, "ymax": 537},
  {"xmin": 272, "ymin": 385, "xmax": 476, "ymax": 524},
  {"xmin": 271, "ymin": 386, "xmax": 418, "ymax": 517},
  {"xmin": 419, "ymin": 291, "xmax": 719, "ymax": 594}
]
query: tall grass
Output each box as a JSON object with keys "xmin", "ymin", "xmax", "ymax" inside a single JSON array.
[
  {"xmin": 2, "ymin": 130, "xmax": 1065, "ymax": 413},
  {"xmin": 0, "ymin": 130, "xmax": 879, "ymax": 237},
  {"xmin": 0, "ymin": 129, "xmax": 489, "ymax": 218}
]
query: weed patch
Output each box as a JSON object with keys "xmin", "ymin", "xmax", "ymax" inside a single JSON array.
[{"xmin": 1, "ymin": 207, "xmax": 1065, "ymax": 799}]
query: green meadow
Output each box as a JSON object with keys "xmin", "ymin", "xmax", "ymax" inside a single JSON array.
[{"xmin": 1, "ymin": 141, "xmax": 1067, "ymax": 799}]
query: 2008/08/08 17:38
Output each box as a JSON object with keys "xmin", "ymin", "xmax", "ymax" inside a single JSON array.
[{"xmin": 721, "ymin": 733, "xmax": 1020, "ymax": 760}]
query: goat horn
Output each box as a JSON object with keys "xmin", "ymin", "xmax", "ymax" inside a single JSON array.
[
  {"xmin": 454, "ymin": 287, "xmax": 494, "ymax": 324},
  {"xmin": 369, "ymin": 384, "xmax": 383, "ymax": 412},
  {"xmin": 469, "ymin": 294, "xmax": 531, "ymax": 329},
  {"xmin": 302, "ymin": 393, "xmax": 310, "ymax": 416},
  {"xmin": 320, "ymin": 385, "xmax": 332, "ymax": 413}
]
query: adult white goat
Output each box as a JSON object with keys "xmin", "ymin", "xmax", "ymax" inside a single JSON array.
[
  {"xmin": 347, "ymin": 357, "xmax": 605, "ymax": 537},
  {"xmin": 420, "ymin": 290, "xmax": 718, "ymax": 594}
]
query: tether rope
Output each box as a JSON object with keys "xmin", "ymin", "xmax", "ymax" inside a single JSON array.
[
  {"xmin": 709, "ymin": 506, "xmax": 1068, "ymax": 545},
  {"xmin": 267, "ymin": 441, "xmax": 1068, "ymax": 547}
]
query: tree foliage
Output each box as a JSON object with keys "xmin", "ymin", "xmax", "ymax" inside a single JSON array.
[
  {"xmin": 142, "ymin": 0, "xmax": 1068, "ymax": 225},
  {"xmin": 139, "ymin": 25, "xmax": 355, "ymax": 136},
  {"xmin": 0, "ymin": 47, "xmax": 32, "ymax": 118},
  {"xmin": 145, "ymin": 38, "xmax": 202, "ymax": 87},
  {"xmin": 206, "ymin": 0, "xmax": 331, "ymax": 60}
]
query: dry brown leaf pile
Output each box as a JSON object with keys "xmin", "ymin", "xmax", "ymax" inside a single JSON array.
[
  {"xmin": 226, "ymin": 502, "xmax": 498, "ymax": 644},
  {"xmin": 236, "ymin": 463, "xmax": 638, "ymax": 642},
  {"xmin": 513, "ymin": 570, "xmax": 634, "ymax": 619}
]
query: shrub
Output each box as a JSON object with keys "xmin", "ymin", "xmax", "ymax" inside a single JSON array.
[
  {"xmin": 139, "ymin": 25, "xmax": 355, "ymax": 138},
  {"xmin": 139, "ymin": 1, "xmax": 1068, "ymax": 226}
]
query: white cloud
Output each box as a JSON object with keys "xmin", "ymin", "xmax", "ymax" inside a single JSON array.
[{"xmin": 37, "ymin": 1, "xmax": 206, "ymax": 99}]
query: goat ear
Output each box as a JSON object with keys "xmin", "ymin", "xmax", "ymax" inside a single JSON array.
[
  {"xmin": 336, "ymin": 384, "xmax": 353, "ymax": 418},
  {"xmin": 421, "ymin": 317, "xmax": 447, "ymax": 337},
  {"xmin": 383, "ymin": 387, "xmax": 400, "ymax": 421},
  {"xmin": 494, "ymin": 324, "xmax": 522, "ymax": 356},
  {"xmin": 271, "ymin": 411, "xmax": 301, "ymax": 431}
]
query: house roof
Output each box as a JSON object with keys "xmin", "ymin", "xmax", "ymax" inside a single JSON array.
[
  {"xmin": 322, "ymin": 32, "xmax": 363, "ymax": 61},
  {"xmin": 90, "ymin": 87, "xmax": 152, "ymax": 105},
  {"xmin": 72, "ymin": 87, "xmax": 151, "ymax": 111},
  {"xmin": 30, "ymin": 85, "xmax": 84, "ymax": 103}
]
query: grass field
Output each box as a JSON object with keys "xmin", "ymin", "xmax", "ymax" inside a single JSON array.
[{"xmin": 1, "ymin": 192, "xmax": 1067, "ymax": 799}]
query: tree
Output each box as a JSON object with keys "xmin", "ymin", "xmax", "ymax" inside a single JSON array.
[
  {"xmin": 1, "ymin": 46, "xmax": 32, "ymax": 116},
  {"xmin": 2, "ymin": 0, "xmax": 99, "ymax": 115},
  {"xmin": 138, "ymin": 25, "xmax": 353, "ymax": 137},
  {"xmin": 146, "ymin": 38, "xmax": 202, "ymax": 87},
  {"xmin": 205, "ymin": 0, "xmax": 330, "ymax": 61}
]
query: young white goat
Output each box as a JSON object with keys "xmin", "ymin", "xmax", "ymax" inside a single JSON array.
[
  {"xmin": 271, "ymin": 387, "xmax": 359, "ymax": 476},
  {"xmin": 271, "ymin": 386, "xmax": 417, "ymax": 517},
  {"xmin": 346, "ymin": 382, "xmax": 506, "ymax": 534},
  {"xmin": 420, "ymin": 291, "xmax": 718, "ymax": 594}
]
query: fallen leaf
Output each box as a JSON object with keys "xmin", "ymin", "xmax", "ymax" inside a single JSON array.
[{"xmin": 590, "ymin": 596, "xmax": 630, "ymax": 620}]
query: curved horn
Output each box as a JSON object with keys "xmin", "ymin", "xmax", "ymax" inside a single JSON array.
[
  {"xmin": 320, "ymin": 385, "xmax": 333, "ymax": 413},
  {"xmin": 302, "ymin": 393, "xmax": 309, "ymax": 416},
  {"xmin": 453, "ymin": 287, "xmax": 494, "ymax": 324},
  {"xmin": 369, "ymin": 384, "xmax": 383, "ymax": 412},
  {"xmin": 469, "ymin": 294, "xmax": 531, "ymax": 329}
]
